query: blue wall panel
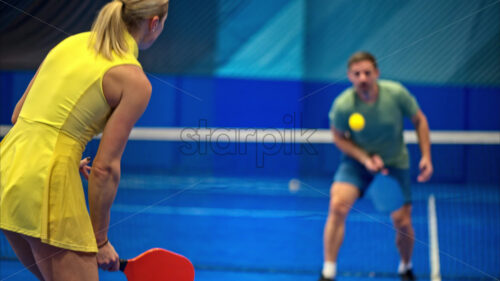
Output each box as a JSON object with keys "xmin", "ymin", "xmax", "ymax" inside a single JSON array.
[
  {"xmin": 405, "ymin": 84, "xmax": 467, "ymax": 130},
  {"xmin": 408, "ymin": 145, "xmax": 466, "ymax": 184},
  {"xmin": 0, "ymin": 72, "xmax": 14, "ymax": 124},
  {"xmin": 465, "ymin": 145, "xmax": 500, "ymax": 184},
  {"xmin": 214, "ymin": 77, "xmax": 302, "ymax": 128},
  {"xmin": 127, "ymin": 141, "xmax": 304, "ymax": 177},
  {"xmin": 301, "ymin": 144, "xmax": 341, "ymax": 177},
  {"xmin": 121, "ymin": 141, "xmax": 178, "ymax": 172},
  {"xmin": 210, "ymin": 143, "xmax": 301, "ymax": 176},
  {"xmin": 177, "ymin": 76, "xmax": 216, "ymax": 127},
  {"xmin": 0, "ymin": 71, "xmax": 33, "ymax": 124},
  {"xmin": 135, "ymin": 75, "xmax": 179, "ymax": 127},
  {"xmin": 301, "ymin": 81, "xmax": 350, "ymax": 129},
  {"xmin": 466, "ymin": 87, "xmax": 500, "ymax": 131},
  {"xmin": 11, "ymin": 72, "xmax": 32, "ymax": 100}
]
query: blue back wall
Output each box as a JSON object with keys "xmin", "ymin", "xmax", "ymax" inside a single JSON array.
[
  {"xmin": 1, "ymin": 71, "xmax": 499, "ymax": 184},
  {"xmin": 1, "ymin": 1, "xmax": 499, "ymax": 184}
]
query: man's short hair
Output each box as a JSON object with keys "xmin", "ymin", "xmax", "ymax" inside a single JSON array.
[{"xmin": 347, "ymin": 51, "xmax": 377, "ymax": 69}]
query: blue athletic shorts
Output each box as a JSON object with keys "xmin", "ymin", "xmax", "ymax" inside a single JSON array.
[{"xmin": 333, "ymin": 156, "xmax": 412, "ymax": 204}]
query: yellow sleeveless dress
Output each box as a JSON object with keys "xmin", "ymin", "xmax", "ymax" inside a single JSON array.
[{"xmin": 0, "ymin": 31, "xmax": 141, "ymax": 253}]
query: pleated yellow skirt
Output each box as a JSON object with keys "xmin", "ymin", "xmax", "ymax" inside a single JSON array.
[{"xmin": 0, "ymin": 118, "xmax": 98, "ymax": 253}]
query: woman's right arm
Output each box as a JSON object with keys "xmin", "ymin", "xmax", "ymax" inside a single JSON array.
[{"xmin": 88, "ymin": 65, "xmax": 152, "ymax": 271}]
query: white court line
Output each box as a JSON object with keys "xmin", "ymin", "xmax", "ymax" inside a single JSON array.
[
  {"xmin": 2, "ymin": 125, "xmax": 499, "ymax": 144},
  {"xmin": 428, "ymin": 194, "xmax": 442, "ymax": 281}
]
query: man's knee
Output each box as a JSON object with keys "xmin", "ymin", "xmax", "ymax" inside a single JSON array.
[
  {"xmin": 392, "ymin": 204, "xmax": 413, "ymax": 226},
  {"xmin": 328, "ymin": 183, "xmax": 359, "ymax": 219},
  {"xmin": 392, "ymin": 213, "xmax": 413, "ymax": 231},
  {"xmin": 329, "ymin": 198, "xmax": 352, "ymax": 219}
]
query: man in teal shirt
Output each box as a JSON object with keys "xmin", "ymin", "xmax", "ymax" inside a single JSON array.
[{"xmin": 319, "ymin": 52, "xmax": 433, "ymax": 281}]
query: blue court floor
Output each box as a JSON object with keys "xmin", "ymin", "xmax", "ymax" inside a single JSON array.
[{"xmin": 1, "ymin": 174, "xmax": 499, "ymax": 281}]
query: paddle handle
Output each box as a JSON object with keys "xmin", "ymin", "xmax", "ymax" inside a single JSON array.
[{"xmin": 119, "ymin": 259, "xmax": 128, "ymax": 272}]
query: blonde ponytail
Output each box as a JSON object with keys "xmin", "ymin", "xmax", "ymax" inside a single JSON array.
[
  {"xmin": 90, "ymin": 1, "xmax": 128, "ymax": 60},
  {"xmin": 90, "ymin": 0, "xmax": 169, "ymax": 60}
]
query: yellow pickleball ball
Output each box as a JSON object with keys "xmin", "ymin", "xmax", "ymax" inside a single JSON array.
[{"xmin": 348, "ymin": 112, "xmax": 365, "ymax": 131}]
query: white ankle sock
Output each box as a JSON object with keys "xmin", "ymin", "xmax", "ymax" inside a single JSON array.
[
  {"xmin": 398, "ymin": 260, "xmax": 413, "ymax": 274},
  {"xmin": 322, "ymin": 261, "xmax": 337, "ymax": 278}
]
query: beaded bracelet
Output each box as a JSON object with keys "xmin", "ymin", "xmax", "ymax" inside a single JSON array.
[{"xmin": 97, "ymin": 239, "xmax": 109, "ymax": 248}]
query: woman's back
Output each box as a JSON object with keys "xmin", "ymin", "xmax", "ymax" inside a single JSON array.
[{"xmin": 19, "ymin": 31, "xmax": 141, "ymax": 144}]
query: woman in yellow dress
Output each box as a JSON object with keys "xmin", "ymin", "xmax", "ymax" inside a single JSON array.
[{"xmin": 0, "ymin": 0, "xmax": 169, "ymax": 279}]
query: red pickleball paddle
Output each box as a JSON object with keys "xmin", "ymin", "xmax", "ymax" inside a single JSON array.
[{"xmin": 119, "ymin": 248, "xmax": 194, "ymax": 281}]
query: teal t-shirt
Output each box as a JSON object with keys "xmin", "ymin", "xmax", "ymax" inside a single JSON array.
[{"xmin": 329, "ymin": 80, "xmax": 420, "ymax": 169}]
